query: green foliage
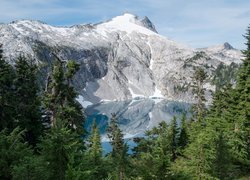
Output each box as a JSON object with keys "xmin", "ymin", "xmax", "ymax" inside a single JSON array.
[
  {"xmin": 211, "ymin": 62, "xmax": 239, "ymax": 90},
  {"xmin": 11, "ymin": 155, "xmax": 49, "ymax": 180},
  {"xmin": 191, "ymin": 67, "xmax": 207, "ymax": 122},
  {"xmin": 212, "ymin": 132, "xmax": 231, "ymax": 179},
  {"xmin": 0, "ymin": 128, "xmax": 33, "ymax": 179},
  {"xmin": 169, "ymin": 116, "xmax": 179, "ymax": 161},
  {"xmin": 1, "ymin": 26, "xmax": 250, "ymax": 180},
  {"xmin": 107, "ymin": 113, "xmax": 129, "ymax": 180},
  {"xmin": 39, "ymin": 125, "xmax": 85, "ymax": 180},
  {"xmin": 184, "ymin": 51, "xmax": 209, "ymax": 67},
  {"xmin": 14, "ymin": 55, "xmax": 43, "ymax": 147},
  {"xmin": 84, "ymin": 120, "xmax": 108, "ymax": 179},
  {"xmin": 178, "ymin": 113, "xmax": 189, "ymax": 151},
  {"xmin": 88, "ymin": 120, "xmax": 102, "ymax": 164},
  {"xmin": 180, "ymin": 126, "xmax": 218, "ymax": 179},
  {"xmin": 44, "ymin": 59, "xmax": 85, "ymax": 134},
  {"xmin": 133, "ymin": 121, "xmax": 177, "ymax": 179},
  {"xmin": 174, "ymin": 82, "xmax": 190, "ymax": 93},
  {"xmin": 0, "ymin": 44, "xmax": 16, "ymax": 130}
]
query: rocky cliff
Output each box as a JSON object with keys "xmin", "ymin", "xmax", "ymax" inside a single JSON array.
[{"xmin": 0, "ymin": 13, "xmax": 242, "ymax": 137}]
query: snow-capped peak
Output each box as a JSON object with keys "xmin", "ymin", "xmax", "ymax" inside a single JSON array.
[
  {"xmin": 203, "ymin": 42, "xmax": 235, "ymax": 52},
  {"xmin": 109, "ymin": 13, "xmax": 138, "ymax": 24},
  {"xmin": 223, "ymin": 42, "xmax": 234, "ymax": 50},
  {"xmin": 96, "ymin": 13, "xmax": 158, "ymax": 36}
]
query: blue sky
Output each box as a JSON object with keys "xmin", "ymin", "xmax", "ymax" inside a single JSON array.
[{"xmin": 0, "ymin": 0, "xmax": 249, "ymax": 49}]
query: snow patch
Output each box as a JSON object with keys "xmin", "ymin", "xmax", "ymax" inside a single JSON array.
[
  {"xmin": 128, "ymin": 87, "xmax": 145, "ymax": 98},
  {"xmin": 147, "ymin": 40, "xmax": 154, "ymax": 70},
  {"xmin": 76, "ymin": 95, "xmax": 93, "ymax": 108},
  {"xmin": 101, "ymin": 132, "xmax": 139, "ymax": 142},
  {"xmin": 152, "ymin": 98, "xmax": 163, "ymax": 104},
  {"xmin": 150, "ymin": 86, "xmax": 164, "ymax": 98},
  {"xmin": 96, "ymin": 13, "xmax": 157, "ymax": 36},
  {"xmin": 11, "ymin": 24, "xmax": 29, "ymax": 35},
  {"xmin": 149, "ymin": 112, "xmax": 153, "ymax": 119}
]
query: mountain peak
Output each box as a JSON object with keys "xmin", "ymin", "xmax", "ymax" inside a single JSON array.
[
  {"xmin": 223, "ymin": 42, "xmax": 234, "ymax": 50},
  {"xmin": 96, "ymin": 13, "xmax": 158, "ymax": 35},
  {"xmin": 108, "ymin": 13, "xmax": 138, "ymax": 24},
  {"xmin": 138, "ymin": 16, "xmax": 158, "ymax": 33}
]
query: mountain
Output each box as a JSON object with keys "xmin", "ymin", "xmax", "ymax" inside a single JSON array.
[{"xmin": 0, "ymin": 13, "xmax": 242, "ymax": 137}]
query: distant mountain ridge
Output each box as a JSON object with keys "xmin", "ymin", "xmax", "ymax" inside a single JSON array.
[{"xmin": 0, "ymin": 13, "xmax": 243, "ymax": 136}]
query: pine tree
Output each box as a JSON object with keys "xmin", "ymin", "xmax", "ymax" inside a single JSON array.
[
  {"xmin": 14, "ymin": 55, "xmax": 43, "ymax": 147},
  {"xmin": 107, "ymin": 113, "xmax": 128, "ymax": 180},
  {"xmin": 207, "ymin": 84, "xmax": 233, "ymax": 118},
  {"xmin": 44, "ymin": 58, "xmax": 85, "ymax": 134},
  {"xmin": 178, "ymin": 113, "xmax": 188, "ymax": 151},
  {"xmin": 39, "ymin": 124, "xmax": 84, "ymax": 180},
  {"xmin": 86, "ymin": 120, "xmax": 107, "ymax": 179},
  {"xmin": 191, "ymin": 67, "xmax": 207, "ymax": 122},
  {"xmin": 133, "ymin": 121, "xmax": 172, "ymax": 179},
  {"xmin": 0, "ymin": 44, "xmax": 16, "ymax": 130},
  {"xmin": 206, "ymin": 26, "xmax": 250, "ymax": 174},
  {"xmin": 182, "ymin": 126, "xmax": 217, "ymax": 179},
  {"xmin": 234, "ymin": 25, "xmax": 250, "ymax": 168},
  {"xmin": 169, "ymin": 116, "xmax": 179, "ymax": 161},
  {"xmin": 38, "ymin": 56, "xmax": 87, "ymax": 179},
  {"xmin": 0, "ymin": 128, "xmax": 33, "ymax": 179},
  {"xmin": 212, "ymin": 131, "xmax": 231, "ymax": 179},
  {"xmin": 88, "ymin": 120, "xmax": 102, "ymax": 165},
  {"xmin": 11, "ymin": 154, "xmax": 48, "ymax": 180}
]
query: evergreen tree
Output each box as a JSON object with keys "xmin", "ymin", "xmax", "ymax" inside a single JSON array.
[
  {"xmin": 182, "ymin": 126, "xmax": 217, "ymax": 179},
  {"xmin": 107, "ymin": 113, "xmax": 128, "ymax": 180},
  {"xmin": 39, "ymin": 56, "xmax": 86, "ymax": 179},
  {"xmin": 39, "ymin": 122, "xmax": 84, "ymax": 180},
  {"xmin": 14, "ymin": 55, "xmax": 43, "ymax": 147},
  {"xmin": 178, "ymin": 113, "xmax": 188, "ymax": 152},
  {"xmin": 207, "ymin": 84, "xmax": 233, "ymax": 118},
  {"xmin": 212, "ymin": 131, "xmax": 231, "ymax": 179},
  {"xmin": 234, "ymin": 25, "xmax": 250, "ymax": 169},
  {"xmin": 85, "ymin": 120, "xmax": 107, "ymax": 179},
  {"xmin": 191, "ymin": 67, "xmax": 207, "ymax": 122},
  {"xmin": 0, "ymin": 44, "xmax": 16, "ymax": 130},
  {"xmin": 133, "ymin": 122, "xmax": 172, "ymax": 179},
  {"xmin": 168, "ymin": 116, "xmax": 179, "ymax": 161},
  {"xmin": 0, "ymin": 127, "xmax": 33, "ymax": 179},
  {"xmin": 88, "ymin": 120, "xmax": 102, "ymax": 166},
  {"xmin": 11, "ymin": 154, "xmax": 48, "ymax": 180},
  {"xmin": 206, "ymin": 26, "xmax": 250, "ymax": 175},
  {"xmin": 44, "ymin": 58, "xmax": 85, "ymax": 134}
]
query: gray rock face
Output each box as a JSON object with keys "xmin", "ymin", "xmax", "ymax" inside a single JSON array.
[{"xmin": 0, "ymin": 13, "xmax": 242, "ymax": 137}]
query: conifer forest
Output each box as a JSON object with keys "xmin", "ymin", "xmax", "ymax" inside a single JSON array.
[{"xmin": 0, "ymin": 26, "xmax": 249, "ymax": 180}]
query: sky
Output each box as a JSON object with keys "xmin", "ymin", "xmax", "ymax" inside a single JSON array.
[{"xmin": 0, "ymin": 0, "xmax": 249, "ymax": 49}]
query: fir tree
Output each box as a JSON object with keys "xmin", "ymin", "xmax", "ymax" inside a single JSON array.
[
  {"xmin": 133, "ymin": 121, "xmax": 172, "ymax": 179},
  {"xmin": 178, "ymin": 113, "xmax": 188, "ymax": 151},
  {"xmin": 0, "ymin": 128, "xmax": 33, "ymax": 180},
  {"xmin": 0, "ymin": 44, "xmax": 16, "ymax": 130},
  {"xmin": 44, "ymin": 58, "xmax": 85, "ymax": 134},
  {"xmin": 212, "ymin": 131, "xmax": 231, "ymax": 179},
  {"xmin": 107, "ymin": 113, "xmax": 128, "ymax": 180},
  {"xmin": 88, "ymin": 120, "xmax": 102, "ymax": 166},
  {"xmin": 14, "ymin": 55, "xmax": 43, "ymax": 147},
  {"xmin": 11, "ymin": 154, "xmax": 48, "ymax": 180},
  {"xmin": 169, "ymin": 116, "xmax": 179, "ymax": 161},
  {"xmin": 39, "ymin": 122, "xmax": 84, "ymax": 180},
  {"xmin": 85, "ymin": 120, "xmax": 107, "ymax": 179},
  {"xmin": 234, "ymin": 25, "xmax": 250, "ymax": 168},
  {"xmin": 182, "ymin": 126, "xmax": 217, "ymax": 179},
  {"xmin": 206, "ymin": 26, "xmax": 250, "ymax": 174},
  {"xmin": 191, "ymin": 67, "xmax": 207, "ymax": 122}
]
